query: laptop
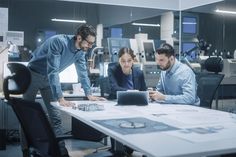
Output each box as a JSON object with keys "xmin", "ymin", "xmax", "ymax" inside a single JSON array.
[{"xmin": 117, "ymin": 91, "xmax": 149, "ymax": 106}]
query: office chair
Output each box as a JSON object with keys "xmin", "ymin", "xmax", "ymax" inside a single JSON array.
[
  {"xmin": 3, "ymin": 63, "xmax": 67, "ymax": 157},
  {"xmin": 196, "ymin": 57, "xmax": 224, "ymax": 108},
  {"xmin": 3, "ymin": 63, "xmax": 112, "ymax": 157},
  {"xmin": 100, "ymin": 76, "xmax": 111, "ymax": 98},
  {"xmin": 99, "ymin": 62, "xmax": 117, "ymax": 99}
]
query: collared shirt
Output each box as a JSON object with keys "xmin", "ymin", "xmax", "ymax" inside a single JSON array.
[
  {"xmin": 28, "ymin": 34, "xmax": 91, "ymax": 99},
  {"xmin": 156, "ymin": 59, "xmax": 200, "ymax": 105}
]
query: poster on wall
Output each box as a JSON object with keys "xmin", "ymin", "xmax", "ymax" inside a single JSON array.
[{"xmin": 0, "ymin": 7, "xmax": 8, "ymax": 49}]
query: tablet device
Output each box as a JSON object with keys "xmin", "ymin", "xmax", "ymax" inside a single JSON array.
[{"xmin": 117, "ymin": 91, "xmax": 149, "ymax": 106}]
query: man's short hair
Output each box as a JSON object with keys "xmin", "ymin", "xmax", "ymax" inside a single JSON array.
[
  {"xmin": 156, "ymin": 43, "xmax": 175, "ymax": 57},
  {"xmin": 75, "ymin": 24, "xmax": 96, "ymax": 40}
]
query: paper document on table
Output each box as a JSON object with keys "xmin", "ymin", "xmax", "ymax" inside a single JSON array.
[
  {"xmin": 165, "ymin": 112, "xmax": 234, "ymax": 125},
  {"xmin": 165, "ymin": 122, "xmax": 236, "ymax": 143},
  {"xmin": 135, "ymin": 103, "xmax": 203, "ymax": 115}
]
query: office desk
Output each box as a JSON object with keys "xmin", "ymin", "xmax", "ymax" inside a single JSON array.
[{"xmin": 53, "ymin": 101, "xmax": 236, "ymax": 157}]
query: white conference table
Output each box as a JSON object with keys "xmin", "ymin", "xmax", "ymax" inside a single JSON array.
[{"xmin": 52, "ymin": 101, "xmax": 236, "ymax": 157}]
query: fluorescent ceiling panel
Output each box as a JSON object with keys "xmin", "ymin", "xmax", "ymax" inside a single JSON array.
[{"xmin": 51, "ymin": 18, "xmax": 86, "ymax": 23}]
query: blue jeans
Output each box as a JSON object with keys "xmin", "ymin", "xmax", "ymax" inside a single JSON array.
[{"xmin": 22, "ymin": 68, "xmax": 68, "ymax": 156}]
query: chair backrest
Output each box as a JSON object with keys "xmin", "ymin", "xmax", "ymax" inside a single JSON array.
[
  {"xmin": 196, "ymin": 72, "xmax": 224, "ymax": 108},
  {"xmin": 100, "ymin": 76, "xmax": 111, "ymax": 97},
  {"xmin": 100, "ymin": 62, "xmax": 116, "ymax": 98},
  {"xmin": 204, "ymin": 57, "xmax": 223, "ymax": 73},
  {"xmin": 3, "ymin": 63, "xmax": 62, "ymax": 157},
  {"xmin": 3, "ymin": 63, "xmax": 31, "ymax": 100}
]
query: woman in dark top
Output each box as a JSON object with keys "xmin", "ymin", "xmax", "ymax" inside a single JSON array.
[
  {"xmin": 108, "ymin": 47, "xmax": 147, "ymax": 99},
  {"xmin": 108, "ymin": 47, "xmax": 147, "ymax": 155}
]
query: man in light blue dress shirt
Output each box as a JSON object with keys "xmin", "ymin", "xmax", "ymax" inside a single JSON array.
[
  {"xmin": 149, "ymin": 43, "xmax": 200, "ymax": 105},
  {"xmin": 22, "ymin": 24, "xmax": 106, "ymax": 157}
]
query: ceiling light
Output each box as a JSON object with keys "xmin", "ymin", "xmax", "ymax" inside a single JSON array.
[
  {"xmin": 182, "ymin": 22, "xmax": 197, "ymax": 25},
  {"xmin": 51, "ymin": 18, "xmax": 86, "ymax": 23},
  {"xmin": 215, "ymin": 9, "xmax": 236, "ymax": 15},
  {"xmin": 132, "ymin": 22, "xmax": 160, "ymax": 27}
]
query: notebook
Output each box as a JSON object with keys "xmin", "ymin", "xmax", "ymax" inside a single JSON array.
[{"xmin": 117, "ymin": 91, "xmax": 149, "ymax": 106}]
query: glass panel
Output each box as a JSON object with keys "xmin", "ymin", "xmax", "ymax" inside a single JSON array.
[{"xmin": 0, "ymin": 1, "xmax": 179, "ymax": 63}]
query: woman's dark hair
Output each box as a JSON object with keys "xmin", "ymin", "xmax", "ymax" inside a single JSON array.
[
  {"xmin": 74, "ymin": 24, "xmax": 96, "ymax": 40},
  {"xmin": 118, "ymin": 47, "xmax": 136, "ymax": 59},
  {"xmin": 156, "ymin": 43, "xmax": 175, "ymax": 57}
]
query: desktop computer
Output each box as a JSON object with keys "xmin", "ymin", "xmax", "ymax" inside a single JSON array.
[
  {"xmin": 143, "ymin": 62, "xmax": 161, "ymax": 88},
  {"xmin": 222, "ymin": 59, "xmax": 236, "ymax": 77}
]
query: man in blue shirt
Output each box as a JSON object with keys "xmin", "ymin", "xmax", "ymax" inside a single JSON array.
[
  {"xmin": 149, "ymin": 43, "xmax": 200, "ymax": 105},
  {"xmin": 22, "ymin": 24, "xmax": 106, "ymax": 157}
]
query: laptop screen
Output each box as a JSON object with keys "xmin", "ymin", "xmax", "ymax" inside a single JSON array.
[{"xmin": 117, "ymin": 91, "xmax": 149, "ymax": 106}]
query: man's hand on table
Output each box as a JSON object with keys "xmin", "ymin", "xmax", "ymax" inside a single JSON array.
[
  {"xmin": 87, "ymin": 95, "xmax": 107, "ymax": 101},
  {"xmin": 58, "ymin": 97, "xmax": 75, "ymax": 107}
]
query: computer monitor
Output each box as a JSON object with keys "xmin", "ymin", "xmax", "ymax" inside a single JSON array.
[
  {"xmin": 59, "ymin": 64, "xmax": 78, "ymax": 83},
  {"xmin": 4, "ymin": 62, "xmax": 78, "ymax": 84},
  {"xmin": 143, "ymin": 42, "xmax": 155, "ymax": 62},
  {"xmin": 182, "ymin": 16, "xmax": 198, "ymax": 35},
  {"xmin": 3, "ymin": 62, "xmax": 78, "ymax": 92},
  {"xmin": 138, "ymin": 40, "xmax": 155, "ymax": 62},
  {"xmin": 111, "ymin": 28, "xmax": 122, "ymax": 38},
  {"xmin": 143, "ymin": 62, "xmax": 161, "ymax": 88},
  {"xmin": 106, "ymin": 38, "xmax": 131, "ymax": 62}
]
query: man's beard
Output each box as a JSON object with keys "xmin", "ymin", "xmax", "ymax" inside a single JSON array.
[
  {"xmin": 81, "ymin": 47, "xmax": 88, "ymax": 51},
  {"xmin": 160, "ymin": 60, "xmax": 171, "ymax": 71},
  {"xmin": 78, "ymin": 42, "xmax": 88, "ymax": 52}
]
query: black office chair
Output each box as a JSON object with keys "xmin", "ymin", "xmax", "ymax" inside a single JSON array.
[
  {"xmin": 3, "ymin": 63, "xmax": 68, "ymax": 157},
  {"xmin": 196, "ymin": 57, "xmax": 224, "ymax": 108},
  {"xmin": 99, "ymin": 62, "xmax": 117, "ymax": 99},
  {"xmin": 3, "ymin": 63, "xmax": 112, "ymax": 157},
  {"xmin": 100, "ymin": 76, "xmax": 111, "ymax": 98}
]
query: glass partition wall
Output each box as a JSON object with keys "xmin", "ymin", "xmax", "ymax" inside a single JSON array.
[
  {"xmin": 4, "ymin": 0, "xmax": 235, "ymax": 67},
  {"xmin": 0, "ymin": 0, "xmax": 179, "ymax": 89},
  {"xmin": 0, "ymin": 0, "xmax": 179, "ymax": 62},
  {"xmin": 180, "ymin": 0, "xmax": 236, "ymax": 110},
  {"xmin": 4, "ymin": 0, "xmax": 236, "ymax": 78},
  {"xmin": 180, "ymin": 0, "xmax": 236, "ymax": 63}
]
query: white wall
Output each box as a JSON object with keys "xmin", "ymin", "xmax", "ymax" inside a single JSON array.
[
  {"xmin": 0, "ymin": 7, "xmax": 8, "ymax": 50},
  {"xmin": 0, "ymin": 7, "xmax": 8, "ymax": 92}
]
